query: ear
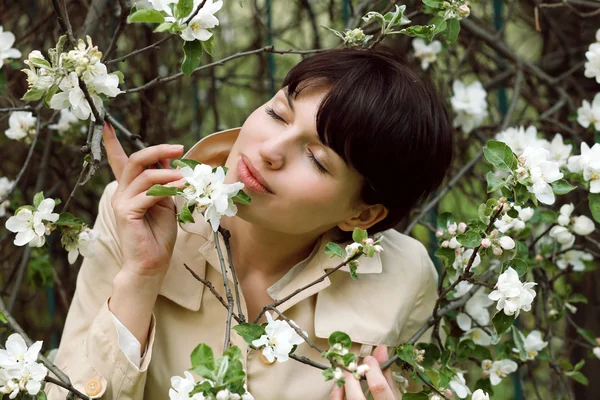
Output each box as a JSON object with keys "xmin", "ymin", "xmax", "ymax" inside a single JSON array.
[{"xmin": 337, "ymin": 204, "xmax": 389, "ymax": 232}]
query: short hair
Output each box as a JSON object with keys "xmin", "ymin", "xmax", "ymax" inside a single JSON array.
[{"xmin": 282, "ymin": 46, "xmax": 453, "ymax": 239}]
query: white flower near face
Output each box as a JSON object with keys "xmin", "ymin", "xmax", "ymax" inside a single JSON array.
[
  {"xmin": 449, "ymin": 371, "xmax": 471, "ymax": 399},
  {"xmin": 49, "ymin": 109, "xmax": 83, "ymax": 135},
  {"xmin": 585, "ymin": 42, "xmax": 600, "ymax": 83},
  {"xmin": 251, "ymin": 312, "xmax": 306, "ymax": 363},
  {"xmin": 180, "ymin": 0, "xmax": 223, "ymax": 41},
  {"xmin": 489, "ymin": 359, "xmax": 518, "ymax": 386},
  {"xmin": 520, "ymin": 146, "xmax": 563, "ymax": 205},
  {"xmin": 456, "ymin": 288, "xmax": 493, "ymax": 332},
  {"xmin": 82, "ymin": 62, "xmax": 122, "ymax": 98},
  {"xmin": 488, "ymin": 267, "xmax": 537, "ymax": 317},
  {"xmin": 549, "ymin": 226, "xmax": 575, "ymax": 248},
  {"xmin": 168, "ymin": 371, "xmax": 207, "ymax": 400},
  {"xmin": 572, "ymin": 215, "xmax": 595, "ymax": 236},
  {"xmin": 495, "ymin": 125, "xmax": 548, "ymax": 157},
  {"xmin": 547, "ymin": 133, "xmax": 572, "ymax": 167},
  {"xmin": 0, "ymin": 333, "xmax": 43, "ymax": 370},
  {"xmin": 461, "ymin": 327, "xmax": 492, "ymax": 346},
  {"xmin": 66, "ymin": 228, "xmax": 100, "ymax": 264},
  {"xmin": 513, "ymin": 330, "xmax": 547, "ymax": 360},
  {"xmin": 412, "ymin": 38, "xmax": 442, "ymax": 70},
  {"xmin": 556, "ymin": 250, "xmax": 593, "ymax": 271},
  {"xmin": 0, "ymin": 26, "xmax": 22, "ymax": 69},
  {"xmin": 345, "ymin": 242, "xmax": 362, "ymax": 260},
  {"xmin": 472, "ymin": 389, "xmax": 490, "ymax": 400},
  {"xmin": 50, "ymin": 72, "xmax": 103, "ymax": 121},
  {"xmin": 0, "ymin": 333, "xmax": 48, "ymax": 397},
  {"xmin": 453, "ymin": 248, "xmax": 481, "ymax": 272},
  {"xmin": 451, "ymin": 80, "xmax": 488, "ymax": 134},
  {"xmin": 567, "ymin": 142, "xmax": 600, "ymax": 193},
  {"xmin": 577, "ymin": 93, "xmax": 600, "ymax": 131},
  {"xmin": 5, "ymin": 111, "xmax": 37, "ymax": 141}
]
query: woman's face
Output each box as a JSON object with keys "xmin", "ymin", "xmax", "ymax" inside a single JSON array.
[{"xmin": 223, "ymin": 85, "xmax": 367, "ymax": 236}]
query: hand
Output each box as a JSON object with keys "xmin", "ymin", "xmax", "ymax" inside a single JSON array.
[
  {"xmin": 330, "ymin": 345, "xmax": 403, "ymax": 400},
  {"xmin": 103, "ymin": 122, "xmax": 186, "ymax": 278}
]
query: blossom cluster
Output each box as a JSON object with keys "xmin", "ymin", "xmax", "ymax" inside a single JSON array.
[
  {"xmin": 0, "ymin": 333, "xmax": 48, "ymax": 399},
  {"xmin": 584, "ymin": 28, "xmax": 600, "ymax": 83},
  {"xmin": 0, "ymin": 25, "xmax": 21, "ymax": 69},
  {"xmin": 450, "ymin": 80, "xmax": 488, "ymax": 134},
  {"xmin": 4, "ymin": 111, "xmax": 37, "ymax": 142},
  {"xmin": 488, "ymin": 267, "xmax": 536, "ymax": 317},
  {"xmin": 169, "ymin": 371, "xmax": 253, "ymax": 400},
  {"xmin": 251, "ymin": 312, "xmax": 306, "ymax": 363}
]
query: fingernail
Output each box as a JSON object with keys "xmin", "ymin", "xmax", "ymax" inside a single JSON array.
[{"xmin": 170, "ymin": 144, "xmax": 184, "ymax": 151}]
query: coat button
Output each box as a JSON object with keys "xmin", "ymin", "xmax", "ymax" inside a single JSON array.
[
  {"xmin": 85, "ymin": 378, "xmax": 103, "ymax": 396},
  {"xmin": 259, "ymin": 352, "xmax": 275, "ymax": 365}
]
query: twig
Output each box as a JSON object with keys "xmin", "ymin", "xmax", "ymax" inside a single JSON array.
[
  {"xmin": 44, "ymin": 376, "xmax": 91, "ymax": 400},
  {"xmin": 0, "ymin": 106, "xmax": 33, "ymax": 113},
  {"xmin": 415, "ymin": 369, "xmax": 451, "ymax": 400},
  {"xmin": 214, "ymin": 231, "xmax": 235, "ymax": 352},
  {"xmin": 218, "ymin": 228, "xmax": 246, "ymax": 323}
]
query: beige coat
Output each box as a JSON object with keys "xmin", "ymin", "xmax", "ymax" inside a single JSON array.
[{"xmin": 46, "ymin": 127, "xmax": 438, "ymax": 400}]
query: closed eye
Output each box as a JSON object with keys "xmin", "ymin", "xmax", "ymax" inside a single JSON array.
[{"xmin": 264, "ymin": 106, "xmax": 287, "ymax": 123}]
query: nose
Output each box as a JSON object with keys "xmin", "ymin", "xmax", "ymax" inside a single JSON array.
[{"xmin": 258, "ymin": 132, "xmax": 292, "ymax": 170}]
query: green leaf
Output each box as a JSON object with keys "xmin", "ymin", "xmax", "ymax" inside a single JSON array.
[
  {"xmin": 36, "ymin": 390, "xmax": 48, "ymax": 400},
  {"xmin": 348, "ymin": 261, "xmax": 358, "ymax": 280},
  {"xmin": 223, "ymin": 346, "xmax": 243, "ymax": 362},
  {"xmin": 436, "ymin": 212, "xmax": 454, "ymax": 230},
  {"xmin": 232, "ymin": 190, "xmax": 251, "ymax": 205},
  {"xmin": 192, "ymin": 365, "xmax": 217, "ymax": 382},
  {"xmin": 324, "ymin": 242, "xmax": 344, "ymax": 258},
  {"xmin": 399, "ymin": 24, "xmax": 435, "ymax": 39},
  {"xmin": 568, "ymin": 293, "xmax": 588, "ymax": 304},
  {"xmin": 471, "ymin": 344, "xmax": 492, "ymax": 361},
  {"xmin": 456, "ymin": 230, "xmax": 482, "ymax": 247},
  {"xmin": 565, "ymin": 371, "xmax": 588, "ymax": 386},
  {"xmin": 402, "ymin": 393, "xmax": 429, "ymax": 400},
  {"xmin": 445, "ymin": 18, "xmax": 460, "ymax": 43},
  {"xmin": 352, "ymin": 228, "xmax": 368, "ymax": 244},
  {"xmin": 576, "ymin": 328, "xmax": 598, "ymax": 346},
  {"xmin": 321, "ymin": 26, "xmax": 346, "ymax": 40},
  {"xmin": 417, "ymin": 343, "xmax": 440, "ymax": 369},
  {"xmin": 589, "ymin": 193, "xmax": 600, "ymax": 223},
  {"xmin": 434, "ymin": 247, "xmax": 455, "ymax": 268},
  {"xmin": 22, "ymin": 87, "xmax": 46, "ymax": 101},
  {"xmin": 201, "ymin": 35, "xmax": 214, "ymax": 56},
  {"xmin": 422, "ymin": 0, "xmax": 442, "ymax": 8},
  {"xmin": 322, "ymin": 368, "xmax": 335, "ymax": 381},
  {"xmin": 425, "ymin": 368, "xmax": 440, "ymax": 388},
  {"xmin": 233, "ymin": 323, "xmax": 266, "ymax": 345},
  {"xmin": 154, "ymin": 22, "xmax": 174, "ymax": 32},
  {"xmin": 342, "ymin": 352, "xmax": 357, "ymax": 366},
  {"xmin": 551, "ymin": 179, "xmax": 576, "ymax": 195},
  {"xmin": 457, "ymin": 339, "xmax": 476, "ymax": 361},
  {"xmin": 511, "ymin": 326, "xmax": 528, "ymax": 361},
  {"xmin": 474, "ymin": 378, "xmax": 494, "ymax": 397},
  {"xmin": 492, "ymin": 311, "xmax": 516, "ymax": 335},
  {"xmin": 44, "ymin": 84, "xmax": 59, "ymax": 107},
  {"xmin": 484, "ymin": 140, "xmax": 518, "ymax": 172},
  {"xmin": 146, "ymin": 184, "xmax": 182, "ymax": 197},
  {"xmin": 574, "ymin": 359, "xmax": 585, "ymax": 371},
  {"xmin": 511, "ymin": 258, "xmax": 528, "ymax": 276},
  {"xmin": 113, "ymin": 71, "xmax": 125, "ymax": 85},
  {"xmin": 176, "ymin": 0, "xmax": 194, "ymax": 19},
  {"xmin": 486, "ymin": 171, "xmax": 504, "ymax": 193},
  {"xmin": 328, "ymin": 331, "xmax": 352, "ymax": 348},
  {"xmin": 33, "ymin": 192, "xmax": 45, "ymax": 209},
  {"xmin": 383, "ymin": 5, "xmax": 410, "ymax": 28},
  {"xmin": 173, "ymin": 158, "xmax": 200, "ymax": 169},
  {"xmin": 190, "ymin": 343, "xmax": 215, "ymax": 370},
  {"xmin": 127, "ymin": 8, "xmax": 165, "ymax": 23},
  {"xmin": 178, "ymin": 201, "xmax": 196, "ymax": 224},
  {"xmin": 430, "ymin": 16, "xmax": 447, "ymax": 36},
  {"xmin": 29, "ymin": 57, "xmax": 51, "ymax": 69},
  {"xmin": 0, "ymin": 312, "xmax": 7, "ymax": 324},
  {"xmin": 181, "ymin": 40, "xmax": 203, "ymax": 77},
  {"xmin": 56, "ymin": 212, "xmax": 85, "ymax": 227}
]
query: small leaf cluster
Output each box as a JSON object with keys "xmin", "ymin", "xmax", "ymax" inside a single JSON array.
[{"xmin": 189, "ymin": 344, "xmax": 248, "ymax": 398}]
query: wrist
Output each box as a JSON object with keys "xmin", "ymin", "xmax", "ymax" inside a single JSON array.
[{"xmin": 113, "ymin": 268, "xmax": 165, "ymax": 296}]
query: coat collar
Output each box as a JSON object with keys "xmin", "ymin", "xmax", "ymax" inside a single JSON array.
[{"xmin": 159, "ymin": 127, "xmax": 383, "ymax": 312}]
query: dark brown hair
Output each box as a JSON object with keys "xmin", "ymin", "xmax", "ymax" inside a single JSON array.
[{"xmin": 282, "ymin": 46, "xmax": 453, "ymax": 238}]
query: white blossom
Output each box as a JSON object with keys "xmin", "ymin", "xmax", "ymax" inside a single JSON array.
[
  {"xmin": 65, "ymin": 228, "xmax": 100, "ymax": 264},
  {"xmin": 456, "ymin": 288, "xmax": 493, "ymax": 332},
  {"xmin": 453, "ymin": 248, "xmax": 481, "ymax": 272},
  {"xmin": 451, "ymin": 80, "xmax": 488, "ymax": 134},
  {"xmin": 593, "ymin": 347, "xmax": 600, "ymax": 360},
  {"xmin": 584, "ymin": 43, "xmax": 600, "ymax": 83},
  {"xmin": 453, "ymin": 280, "xmax": 474, "ymax": 298},
  {"xmin": 462, "ymin": 327, "xmax": 492, "ymax": 346},
  {"xmin": 180, "ymin": 0, "xmax": 223, "ymax": 42},
  {"xmin": 82, "ymin": 62, "xmax": 122, "ymax": 97},
  {"xmin": 0, "ymin": 333, "xmax": 48, "ymax": 398},
  {"xmin": 0, "ymin": 177, "xmax": 15, "ymax": 214},
  {"xmin": 557, "ymin": 203, "xmax": 574, "ymax": 226},
  {"xmin": 495, "ymin": 125, "xmax": 548, "ymax": 156},
  {"xmin": 513, "ymin": 330, "xmax": 547, "ymax": 360},
  {"xmin": 494, "ymin": 205, "xmax": 533, "ymax": 233},
  {"xmin": 0, "ymin": 26, "xmax": 21, "ymax": 68},
  {"xmin": 567, "ymin": 142, "xmax": 600, "ymax": 193},
  {"xmin": 549, "ymin": 226, "xmax": 575, "ymax": 248},
  {"xmin": 449, "ymin": 371, "xmax": 471, "ymax": 399},
  {"xmin": 472, "ymin": 389, "xmax": 490, "ymax": 400},
  {"xmin": 181, "ymin": 164, "xmax": 245, "ymax": 231},
  {"xmin": 498, "ymin": 236, "xmax": 515, "ymax": 250},
  {"xmin": 556, "ymin": 250, "xmax": 593, "ymax": 271},
  {"xmin": 5, "ymin": 112, "xmax": 37, "ymax": 141},
  {"xmin": 168, "ymin": 371, "xmax": 207, "ymax": 400},
  {"xmin": 48, "ymin": 109, "xmax": 85, "ymax": 135},
  {"xmin": 520, "ymin": 146, "xmax": 564, "ymax": 205},
  {"xmin": 251, "ymin": 312, "xmax": 306, "ymax": 363},
  {"xmin": 412, "ymin": 38, "xmax": 442, "ymax": 70},
  {"xmin": 50, "ymin": 72, "xmax": 103, "ymax": 121},
  {"xmin": 5, "ymin": 198, "xmax": 59, "ymax": 247},
  {"xmin": 488, "ymin": 267, "xmax": 537, "ymax": 316},
  {"xmin": 547, "ymin": 134, "xmax": 572, "ymax": 167},
  {"xmin": 489, "ymin": 359, "xmax": 518, "ymax": 386},
  {"xmin": 22, "ymin": 51, "xmax": 56, "ymax": 93},
  {"xmin": 572, "ymin": 215, "xmax": 595, "ymax": 236},
  {"xmin": 577, "ymin": 93, "xmax": 600, "ymax": 131}
]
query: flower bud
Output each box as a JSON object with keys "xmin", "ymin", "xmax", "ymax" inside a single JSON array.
[
  {"xmin": 481, "ymin": 238, "xmax": 491, "ymax": 248},
  {"xmin": 457, "ymin": 222, "xmax": 467, "ymax": 234},
  {"xmin": 490, "ymin": 229, "xmax": 499, "ymax": 238},
  {"xmin": 441, "ymin": 240, "xmax": 450, "ymax": 248},
  {"xmin": 594, "ymin": 347, "xmax": 600, "ymax": 360},
  {"xmin": 347, "ymin": 362, "xmax": 357, "ymax": 371},
  {"xmin": 596, "ymin": 337, "xmax": 600, "ymax": 345},
  {"xmin": 499, "ymin": 236, "xmax": 515, "ymax": 250},
  {"xmin": 535, "ymin": 254, "xmax": 543, "ymax": 262},
  {"xmin": 444, "ymin": 388, "xmax": 454, "ymax": 397},
  {"xmin": 481, "ymin": 359, "xmax": 492, "ymax": 370},
  {"xmin": 481, "ymin": 370, "xmax": 490, "ymax": 377},
  {"xmin": 498, "ymin": 197, "xmax": 507, "ymax": 204},
  {"xmin": 457, "ymin": 4, "xmax": 470, "ymax": 19},
  {"xmin": 435, "ymin": 229, "xmax": 444, "ymax": 238},
  {"xmin": 364, "ymin": 238, "xmax": 374, "ymax": 245},
  {"xmin": 548, "ymin": 309, "xmax": 558, "ymax": 318},
  {"xmin": 447, "ymin": 223, "xmax": 457, "ymax": 235},
  {"xmin": 334, "ymin": 367, "xmax": 344, "ymax": 380},
  {"xmin": 493, "ymin": 246, "xmax": 503, "ymax": 256},
  {"xmin": 356, "ymin": 364, "xmax": 370, "ymax": 376},
  {"xmin": 573, "ymin": 216, "xmax": 595, "ymax": 236}
]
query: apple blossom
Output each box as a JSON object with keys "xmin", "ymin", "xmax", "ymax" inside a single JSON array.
[
  {"xmin": 251, "ymin": 312, "xmax": 306, "ymax": 363},
  {"xmin": 557, "ymin": 203, "xmax": 574, "ymax": 226},
  {"xmin": 584, "ymin": 42, "xmax": 600, "ymax": 83},
  {"xmin": 495, "ymin": 125, "xmax": 548, "ymax": 156},
  {"xmin": 556, "ymin": 250, "xmax": 593, "ymax": 271},
  {"xmin": 572, "ymin": 215, "xmax": 595, "ymax": 236},
  {"xmin": 355, "ymin": 364, "xmax": 370, "ymax": 376},
  {"xmin": 48, "ymin": 109, "xmax": 86, "ymax": 136},
  {"xmin": 168, "ymin": 371, "xmax": 207, "ymax": 400},
  {"xmin": 456, "ymin": 288, "xmax": 493, "ymax": 332},
  {"xmin": 472, "ymin": 389, "xmax": 490, "ymax": 400},
  {"xmin": 5, "ymin": 198, "xmax": 60, "ymax": 247},
  {"xmin": 493, "ymin": 247, "xmax": 503, "ymax": 256},
  {"xmin": 481, "ymin": 238, "xmax": 491, "ymax": 248},
  {"xmin": 577, "ymin": 93, "xmax": 600, "ymax": 131},
  {"xmin": 549, "ymin": 225, "xmax": 575, "ymax": 248},
  {"xmin": 488, "ymin": 267, "xmax": 537, "ymax": 316},
  {"xmin": 462, "ymin": 327, "xmax": 492, "ymax": 346},
  {"xmin": 180, "ymin": 0, "xmax": 223, "ymax": 42},
  {"xmin": 0, "ymin": 333, "xmax": 48, "ymax": 398},
  {"xmin": 547, "ymin": 133, "xmax": 572, "ymax": 167},
  {"xmin": 412, "ymin": 38, "xmax": 442, "ymax": 70},
  {"xmin": 453, "ymin": 248, "xmax": 481, "ymax": 272},
  {"xmin": 498, "ymin": 236, "xmax": 515, "ymax": 250},
  {"xmin": 5, "ymin": 111, "xmax": 37, "ymax": 141},
  {"xmin": 449, "ymin": 371, "xmax": 471, "ymax": 399},
  {"xmin": 567, "ymin": 142, "xmax": 600, "ymax": 193},
  {"xmin": 50, "ymin": 71, "xmax": 103, "ymax": 121},
  {"xmin": 489, "ymin": 359, "xmax": 518, "ymax": 385},
  {"xmin": 520, "ymin": 146, "xmax": 564, "ymax": 205},
  {"xmin": 0, "ymin": 26, "xmax": 21, "ymax": 69},
  {"xmin": 593, "ymin": 347, "xmax": 600, "ymax": 360},
  {"xmin": 63, "ymin": 227, "xmax": 100, "ymax": 264},
  {"xmin": 0, "ymin": 177, "xmax": 14, "ymax": 218},
  {"xmin": 513, "ymin": 330, "xmax": 547, "ymax": 360},
  {"xmin": 451, "ymin": 80, "xmax": 488, "ymax": 134}
]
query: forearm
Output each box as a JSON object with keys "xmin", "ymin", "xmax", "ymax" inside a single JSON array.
[{"xmin": 109, "ymin": 268, "xmax": 164, "ymax": 353}]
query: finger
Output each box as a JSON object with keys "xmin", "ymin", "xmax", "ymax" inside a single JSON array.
[
  {"xmin": 122, "ymin": 169, "xmax": 184, "ymax": 199},
  {"xmin": 343, "ymin": 370, "xmax": 366, "ymax": 400},
  {"xmin": 102, "ymin": 122, "xmax": 129, "ymax": 181},
  {"xmin": 159, "ymin": 157, "xmax": 171, "ymax": 169},
  {"xmin": 330, "ymin": 382, "xmax": 345, "ymax": 400},
  {"xmin": 363, "ymin": 352, "xmax": 396, "ymax": 400},
  {"xmin": 120, "ymin": 144, "xmax": 184, "ymax": 187},
  {"xmin": 127, "ymin": 186, "xmax": 180, "ymax": 217},
  {"xmin": 372, "ymin": 345, "xmax": 395, "ymax": 383}
]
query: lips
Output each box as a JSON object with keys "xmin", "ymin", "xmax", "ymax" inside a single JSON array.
[{"xmin": 237, "ymin": 156, "xmax": 273, "ymax": 194}]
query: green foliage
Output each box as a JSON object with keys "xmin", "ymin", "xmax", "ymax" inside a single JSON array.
[
  {"xmin": 127, "ymin": 9, "xmax": 165, "ymax": 23},
  {"xmin": 352, "ymin": 228, "xmax": 368, "ymax": 244},
  {"xmin": 232, "ymin": 323, "xmax": 265, "ymax": 345},
  {"xmin": 324, "ymin": 242, "xmax": 344, "ymax": 258},
  {"xmin": 146, "ymin": 185, "xmax": 183, "ymax": 196},
  {"xmin": 483, "ymin": 140, "xmax": 518, "ymax": 172},
  {"xmin": 328, "ymin": 331, "xmax": 352, "ymax": 348},
  {"xmin": 182, "ymin": 40, "xmax": 204, "ymax": 76},
  {"xmin": 492, "ymin": 311, "xmax": 516, "ymax": 335}
]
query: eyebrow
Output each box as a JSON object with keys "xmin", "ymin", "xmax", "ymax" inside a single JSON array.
[{"xmin": 284, "ymin": 89, "xmax": 295, "ymax": 113}]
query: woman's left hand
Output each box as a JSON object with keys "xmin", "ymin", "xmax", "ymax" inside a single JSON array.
[{"xmin": 330, "ymin": 344, "xmax": 403, "ymax": 400}]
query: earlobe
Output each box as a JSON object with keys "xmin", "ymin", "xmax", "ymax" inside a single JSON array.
[{"xmin": 337, "ymin": 204, "xmax": 389, "ymax": 232}]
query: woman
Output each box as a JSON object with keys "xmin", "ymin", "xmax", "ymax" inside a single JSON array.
[{"xmin": 46, "ymin": 46, "xmax": 452, "ymax": 400}]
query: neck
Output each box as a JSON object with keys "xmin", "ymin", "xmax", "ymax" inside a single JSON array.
[{"xmin": 219, "ymin": 216, "xmax": 325, "ymax": 280}]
